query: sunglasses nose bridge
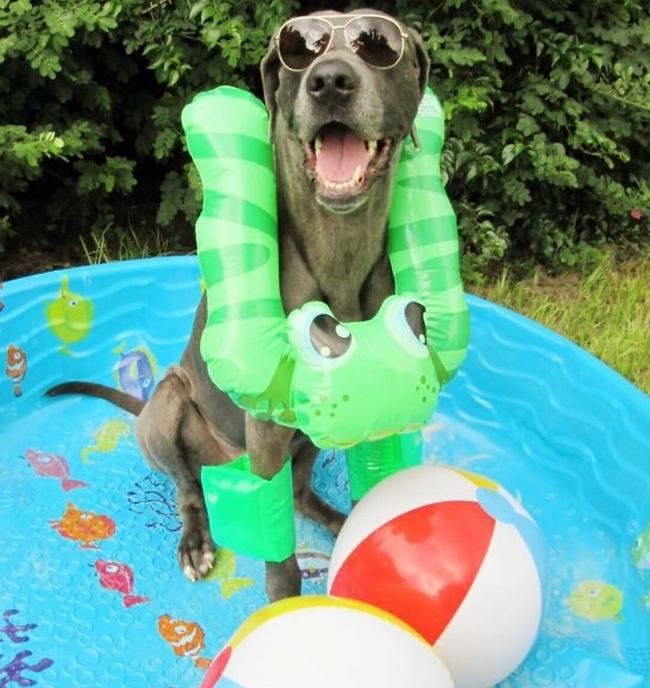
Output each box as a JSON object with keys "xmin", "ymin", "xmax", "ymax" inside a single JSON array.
[{"xmin": 327, "ymin": 23, "xmax": 349, "ymax": 49}]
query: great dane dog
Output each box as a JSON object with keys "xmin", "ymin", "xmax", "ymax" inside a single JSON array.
[{"xmin": 47, "ymin": 9, "xmax": 430, "ymax": 601}]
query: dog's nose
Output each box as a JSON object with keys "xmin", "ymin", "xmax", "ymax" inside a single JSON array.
[{"xmin": 307, "ymin": 59, "xmax": 359, "ymax": 100}]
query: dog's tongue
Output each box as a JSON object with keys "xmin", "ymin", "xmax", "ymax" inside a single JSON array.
[{"xmin": 316, "ymin": 127, "xmax": 369, "ymax": 183}]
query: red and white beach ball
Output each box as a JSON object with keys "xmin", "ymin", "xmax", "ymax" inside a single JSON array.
[
  {"xmin": 327, "ymin": 465, "xmax": 547, "ymax": 688},
  {"xmin": 200, "ymin": 595, "xmax": 454, "ymax": 688}
]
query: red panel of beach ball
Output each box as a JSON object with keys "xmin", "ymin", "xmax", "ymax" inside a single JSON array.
[
  {"xmin": 328, "ymin": 465, "xmax": 545, "ymax": 688},
  {"xmin": 329, "ymin": 499, "xmax": 495, "ymax": 644}
]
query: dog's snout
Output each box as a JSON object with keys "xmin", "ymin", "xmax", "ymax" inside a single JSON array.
[{"xmin": 307, "ymin": 59, "xmax": 359, "ymax": 101}]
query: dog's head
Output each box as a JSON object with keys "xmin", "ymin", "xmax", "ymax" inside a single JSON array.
[{"xmin": 261, "ymin": 9, "xmax": 430, "ymax": 214}]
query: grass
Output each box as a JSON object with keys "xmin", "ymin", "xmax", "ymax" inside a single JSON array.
[
  {"xmin": 471, "ymin": 247, "xmax": 650, "ymax": 395},
  {"xmin": 80, "ymin": 224, "xmax": 181, "ymax": 264}
]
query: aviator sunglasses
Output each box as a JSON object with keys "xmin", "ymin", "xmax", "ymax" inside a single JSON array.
[{"xmin": 275, "ymin": 14, "xmax": 409, "ymax": 72}]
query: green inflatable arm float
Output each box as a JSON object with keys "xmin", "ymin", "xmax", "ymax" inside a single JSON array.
[{"xmin": 182, "ymin": 86, "xmax": 469, "ymax": 451}]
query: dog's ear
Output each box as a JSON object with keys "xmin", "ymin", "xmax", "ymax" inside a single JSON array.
[
  {"xmin": 407, "ymin": 28, "xmax": 431, "ymax": 150},
  {"xmin": 408, "ymin": 28, "xmax": 430, "ymax": 96},
  {"xmin": 260, "ymin": 37, "xmax": 281, "ymax": 140}
]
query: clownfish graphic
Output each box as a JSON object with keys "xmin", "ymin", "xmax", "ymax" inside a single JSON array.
[
  {"xmin": 6, "ymin": 344, "xmax": 27, "ymax": 396},
  {"xmin": 158, "ymin": 614, "xmax": 212, "ymax": 669}
]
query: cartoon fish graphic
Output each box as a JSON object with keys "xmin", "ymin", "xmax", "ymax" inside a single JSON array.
[
  {"xmin": 6, "ymin": 344, "xmax": 27, "ymax": 396},
  {"xmin": 114, "ymin": 342, "xmax": 157, "ymax": 401},
  {"xmin": 94, "ymin": 560, "xmax": 149, "ymax": 607},
  {"xmin": 45, "ymin": 276, "xmax": 94, "ymax": 354},
  {"xmin": 158, "ymin": 614, "xmax": 212, "ymax": 669},
  {"xmin": 633, "ymin": 523, "xmax": 650, "ymax": 570},
  {"xmin": 81, "ymin": 419, "xmax": 131, "ymax": 464},
  {"xmin": 296, "ymin": 549, "xmax": 330, "ymax": 581},
  {"xmin": 203, "ymin": 548, "xmax": 254, "ymax": 599},
  {"xmin": 567, "ymin": 580, "xmax": 624, "ymax": 622},
  {"xmin": 49, "ymin": 502, "xmax": 116, "ymax": 549},
  {"xmin": 24, "ymin": 449, "xmax": 88, "ymax": 491}
]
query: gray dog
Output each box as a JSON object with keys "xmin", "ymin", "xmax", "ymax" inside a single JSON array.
[{"xmin": 47, "ymin": 9, "xmax": 430, "ymax": 601}]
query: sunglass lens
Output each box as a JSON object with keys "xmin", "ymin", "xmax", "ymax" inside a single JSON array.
[
  {"xmin": 346, "ymin": 17, "xmax": 402, "ymax": 68},
  {"xmin": 279, "ymin": 18, "xmax": 331, "ymax": 70}
]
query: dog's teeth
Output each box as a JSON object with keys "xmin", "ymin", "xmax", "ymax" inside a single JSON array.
[
  {"xmin": 352, "ymin": 166, "xmax": 362, "ymax": 185},
  {"xmin": 315, "ymin": 136, "xmax": 322, "ymax": 155},
  {"xmin": 366, "ymin": 140, "xmax": 378, "ymax": 157},
  {"xmin": 318, "ymin": 175, "xmax": 360, "ymax": 193}
]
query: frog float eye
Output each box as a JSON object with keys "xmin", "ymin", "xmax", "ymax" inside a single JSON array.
[
  {"xmin": 384, "ymin": 297, "xmax": 429, "ymax": 358},
  {"xmin": 310, "ymin": 314, "xmax": 352, "ymax": 360},
  {"xmin": 288, "ymin": 303, "xmax": 355, "ymax": 367}
]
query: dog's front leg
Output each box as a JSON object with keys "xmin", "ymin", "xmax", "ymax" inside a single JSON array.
[{"xmin": 245, "ymin": 413, "xmax": 302, "ymax": 601}]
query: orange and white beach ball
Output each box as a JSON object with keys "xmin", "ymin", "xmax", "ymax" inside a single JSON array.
[
  {"xmin": 199, "ymin": 595, "xmax": 454, "ymax": 688},
  {"xmin": 327, "ymin": 465, "xmax": 547, "ymax": 688}
]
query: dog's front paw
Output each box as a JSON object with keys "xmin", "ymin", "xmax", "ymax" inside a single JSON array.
[{"xmin": 177, "ymin": 526, "xmax": 216, "ymax": 582}]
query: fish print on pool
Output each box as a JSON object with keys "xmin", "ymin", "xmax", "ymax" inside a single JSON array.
[
  {"xmin": 5, "ymin": 345, "xmax": 27, "ymax": 397},
  {"xmin": 114, "ymin": 342, "xmax": 157, "ymax": 401},
  {"xmin": 158, "ymin": 615, "xmax": 212, "ymax": 670},
  {"xmin": 44, "ymin": 276, "xmax": 94, "ymax": 354},
  {"xmin": 633, "ymin": 523, "xmax": 650, "ymax": 571},
  {"xmin": 49, "ymin": 502, "xmax": 116, "ymax": 550},
  {"xmin": 203, "ymin": 549, "xmax": 254, "ymax": 599},
  {"xmin": 0, "ymin": 609, "xmax": 54, "ymax": 687},
  {"xmin": 94, "ymin": 560, "xmax": 149, "ymax": 608},
  {"xmin": 23, "ymin": 449, "xmax": 88, "ymax": 491},
  {"xmin": 567, "ymin": 580, "xmax": 625, "ymax": 622},
  {"xmin": 296, "ymin": 548, "xmax": 330, "ymax": 581}
]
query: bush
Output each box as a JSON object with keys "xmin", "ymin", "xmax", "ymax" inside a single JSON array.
[
  {"xmin": 394, "ymin": 0, "xmax": 650, "ymax": 273},
  {"xmin": 0, "ymin": 0, "xmax": 290, "ymax": 253},
  {"xmin": 1, "ymin": 0, "xmax": 648, "ymax": 271}
]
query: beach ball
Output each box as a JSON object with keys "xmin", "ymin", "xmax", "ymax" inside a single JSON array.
[
  {"xmin": 199, "ymin": 595, "xmax": 454, "ymax": 688},
  {"xmin": 327, "ymin": 465, "xmax": 547, "ymax": 688}
]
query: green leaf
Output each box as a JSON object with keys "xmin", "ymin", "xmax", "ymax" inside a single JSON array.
[
  {"xmin": 502, "ymin": 143, "xmax": 525, "ymax": 165},
  {"xmin": 516, "ymin": 115, "xmax": 540, "ymax": 137}
]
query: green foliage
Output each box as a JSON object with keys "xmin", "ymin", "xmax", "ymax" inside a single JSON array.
[
  {"xmin": 0, "ymin": 0, "xmax": 648, "ymax": 269},
  {"xmin": 0, "ymin": 0, "xmax": 293, "ymax": 252},
  {"xmin": 390, "ymin": 0, "xmax": 650, "ymax": 271}
]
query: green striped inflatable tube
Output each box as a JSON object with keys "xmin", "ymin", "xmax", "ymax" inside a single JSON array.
[{"xmin": 182, "ymin": 86, "xmax": 469, "ymax": 450}]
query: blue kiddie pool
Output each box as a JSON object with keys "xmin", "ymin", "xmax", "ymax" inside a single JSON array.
[{"xmin": 0, "ymin": 256, "xmax": 648, "ymax": 688}]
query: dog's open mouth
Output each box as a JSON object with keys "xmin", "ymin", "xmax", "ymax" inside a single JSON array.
[{"xmin": 304, "ymin": 123, "xmax": 392, "ymax": 204}]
